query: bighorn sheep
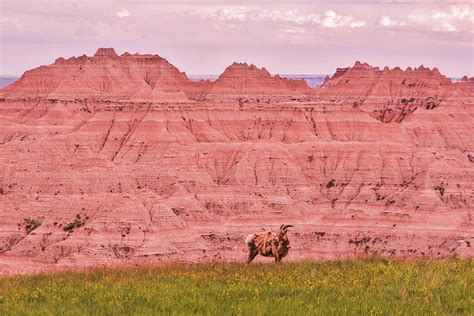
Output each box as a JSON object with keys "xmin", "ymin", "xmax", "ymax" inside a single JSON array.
[{"xmin": 245, "ymin": 225, "xmax": 294, "ymax": 264}]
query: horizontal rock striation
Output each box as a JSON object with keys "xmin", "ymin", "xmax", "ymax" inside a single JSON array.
[
  {"xmin": 207, "ymin": 62, "xmax": 314, "ymax": 99},
  {"xmin": 0, "ymin": 48, "xmax": 312, "ymax": 104},
  {"xmin": 0, "ymin": 49, "xmax": 473, "ymax": 274},
  {"xmin": 0, "ymin": 48, "xmax": 197, "ymax": 102},
  {"xmin": 318, "ymin": 61, "xmax": 470, "ymax": 123}
]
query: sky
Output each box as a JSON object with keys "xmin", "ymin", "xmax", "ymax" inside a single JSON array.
[{"xmin": 0, "ymin": 0, "xmax": 473, "ymax": 77}]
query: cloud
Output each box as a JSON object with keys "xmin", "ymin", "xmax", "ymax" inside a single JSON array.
[
  {"xmin": 379, "ymin": 16, "xmax": 406, "ymax": 27},
  {"xmin": 322, "ymin": 10, "xmax": 365, "ymax": 28},
  {"xmin": 432, "ymin": 4, "xmax": 472, "ymax": 32},
  {"xmin": 254, "ymin": 9, "xmax": 321, "ymax": 25},
  {"xmin": 441, "ymin": 22, "xmax": 456, "ymax": 32},
  {"xmin": 207, "ymin": 8, "xmax": 247, "ymax": 25},
  {"xmin": 1, "ymin": 0, "xmax": 473, "ymax": 77},
  {"xmin": 446, "ymin": 4, "xmax": 471, "ymax": 20},
  {"xmin": 191, "ymin": 8, "xmax": 366, "ymax": 29},
  {"xmin": 411, "ymin": 4, "xmax": 473, "ymax": 33},
  {"xmin": 116, "ymin": 9, "xmax": 130, "ymax": 18}
]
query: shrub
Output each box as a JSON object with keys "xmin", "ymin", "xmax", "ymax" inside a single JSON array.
[
  {"xmin": 63, "ymin": 214, "xmax": 86, "ymax": 232},
  {"xmin": 23, "ymin": 218, "xmax": 42, "ymax": 234},
  {"xmin": 326, "ymin": 179, "xmax": 335, "ymax": 189}
]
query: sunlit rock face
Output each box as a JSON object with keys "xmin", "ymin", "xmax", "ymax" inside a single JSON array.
[
  {"xmin": 0, "ymin": 48, "xmax": 472, "ymax": 274},
  {"xmin": 206, "ymin": 62, "xmax": 314, "ymax": 99},
  {"xmin": 318, "ymin": 61, "xmax": 467, "ymax": 123}
]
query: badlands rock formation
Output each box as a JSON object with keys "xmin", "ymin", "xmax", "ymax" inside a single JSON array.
[
  {"xmin": 457, "ymin": 76, "xmax": 474, "ymax": 93},
  {"xmin": 319, "ymin": 61, "xmax": 457, "ymax": 122},
  {"xmin": 0, "ymin": 48, "xmax": 472, "ymax": 274},
  {"xmin": 207, "ymin": 62, "xmax": 313, "ymax": 99},
  {"xmin": 1, "ymin": 48, "xmax": 196, "ymax": 102}
]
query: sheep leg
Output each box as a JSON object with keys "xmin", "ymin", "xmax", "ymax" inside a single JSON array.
[
  {"xmin": 246, "ymin": 250, "xmax": 258, "ymax": 264},
  {"xmin": 274, "ymin": 254, "xmax": 281, "ymax": 263}
]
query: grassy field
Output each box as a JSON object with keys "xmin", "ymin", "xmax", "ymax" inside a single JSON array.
[{"xmin": 1, "ymin": 258, "xmax": 472, "ymax": 315}]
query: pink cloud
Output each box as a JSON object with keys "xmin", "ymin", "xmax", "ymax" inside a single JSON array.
[{"xmin": 0, "ymin": 1, "xmax": 472, "ymax": 77}]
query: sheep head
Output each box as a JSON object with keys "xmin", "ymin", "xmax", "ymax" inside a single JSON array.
[{"xmin": 276, "ymin": 225, "xmax": 293, "ymax": 257}]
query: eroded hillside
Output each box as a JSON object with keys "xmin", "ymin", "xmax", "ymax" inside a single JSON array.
[{"xmin": 0, "ymin": 48, "xmax": 472, "ymax": 274}]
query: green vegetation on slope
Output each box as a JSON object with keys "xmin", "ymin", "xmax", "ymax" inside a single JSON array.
[{"xmin": 1, "ymin": 259, "xmax": 473, "ymax": 315}]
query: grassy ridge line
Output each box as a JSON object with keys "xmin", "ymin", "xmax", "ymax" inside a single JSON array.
[{"xmin": 1, "ymin": 258, "xmax": 473, "ymax": 315}]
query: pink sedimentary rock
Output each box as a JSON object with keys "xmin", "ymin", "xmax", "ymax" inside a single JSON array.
[
  {"xmin": 0, "ymin": 48, "xmax": 195, "ymax": 102},
  {"xmin": 0, "ymin": 49, "xmax": 472, "ymax": 275},
  {"xmin": 456, "ymin": 76, "xmax": 474, "ymax": 94},
  {"xmin": 317, "ymin": 61, "xmax": 468, "ymax": 122},
  {"xmin": 207, "ymin": 62, "xmax": 313, "ymax": 99}
]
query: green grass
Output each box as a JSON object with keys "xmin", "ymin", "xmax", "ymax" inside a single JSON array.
[{"xmin": 1, "ymin": 258, "xmax": 472, "ymax": 315}]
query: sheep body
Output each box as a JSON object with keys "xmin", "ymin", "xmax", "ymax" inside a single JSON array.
[{"xmin": 245, "ymin": 225, "xmax": 293, "ymax": 264}]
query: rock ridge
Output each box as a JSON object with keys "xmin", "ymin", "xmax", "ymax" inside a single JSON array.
[{"xmin": 0, "ymin": 49, "xmax": 472, "ymax": 274}]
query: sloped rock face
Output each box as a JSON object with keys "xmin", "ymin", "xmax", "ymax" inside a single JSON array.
[
  {"xmin": 456, "ymin": 76, "xmax": 474, "ymax": 94},
  {"xmin": 0, "ymin": 49, "xmax": 473, "ymax": 274},
  {"xmin": 207, "ymin": 63, "xmax": 313, "ymax": 99},
  {"xmin": 318, "ymin": 62, "xmax": 467, "ymax": 123},
  {"xmin": 0, "ymin": 49, "xmax": 310, "ymax": 104},
  {"xmin": 0, "ymin": 48, "xmax": 196, "ymax": 102}
]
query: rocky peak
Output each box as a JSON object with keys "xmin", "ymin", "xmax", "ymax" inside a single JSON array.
[
  {"xmin": 455, "ymin": 75, "xmax": 474, "ymax": 93},
  {"xmin": 208, "ymin": 62, "xmax": 311, "ymax": 97},
  {"xmin": 323, "ymin": 61, "xmax": 452, "ymax": 87},
  {"xmin": 220, "ymin": 62, "xmax": 271, "ymax": 78},
  {"xmin": 0, "ymin": 47, "xmax": 193, "ymax": 101},
  {"xmin": 353, "ymin": 61, "xmax": 376, "ymax": 70},
  {"xmin": 94, "ymin": 48, "xmax": 119, "ymax": 58},
  {"xmin": 318, "ymin": 61, "xmax": 457, "ymax": 123}
]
